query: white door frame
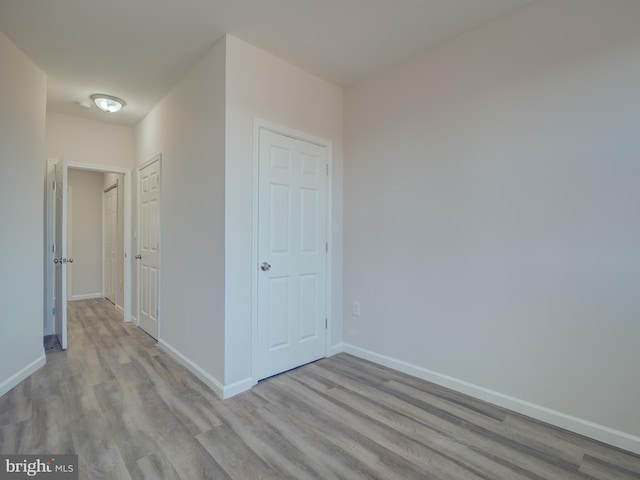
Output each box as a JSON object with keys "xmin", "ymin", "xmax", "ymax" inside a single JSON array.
[
  {"xmin": 251, "ymin": 118, "xmax": 333, "ymax": 383},
  {"xmin": 67, "ymin": 185, "xmax": 73, "ymax": 301},
  {"xmin": 102, "ymin": 180, "xmax": 118, "ymax": 304},
  {"xmin": 66, "ymin": 162, "xmax": 133, "ymax": 322},
  {"xmin": 137, "ymin": 154, "xmax": 162, "ymax": 339}
]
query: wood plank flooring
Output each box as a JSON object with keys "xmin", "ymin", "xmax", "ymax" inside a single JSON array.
[{"xmin": 1, "ymin": 298, "xmax": 639, "ymax": 479}]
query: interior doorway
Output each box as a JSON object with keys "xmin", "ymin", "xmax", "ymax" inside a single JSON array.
[{"xmin": 44, "ymin": 160, "xmax": 133, "ymax": 348}]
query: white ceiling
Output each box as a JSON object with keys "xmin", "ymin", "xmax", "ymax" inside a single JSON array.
[{"xmin": 0, "ymin": 0, "xmax": 532, "ymax": 126}]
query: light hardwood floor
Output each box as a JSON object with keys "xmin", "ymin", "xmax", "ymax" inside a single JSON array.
[{"xmin": 1, "ymin": 299, "xmax": 639, "ymax": 479}]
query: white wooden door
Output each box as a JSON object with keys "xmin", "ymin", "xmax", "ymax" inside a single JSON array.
[
  {"xmin": 104, "ymin": 185, "xmax": 117, "ymax": 304},
  {"xmin": 54, "ymin": 157, "xmax": 68, "ymax": 350},
  {"xmin": 257, "ymin": 129, "xmax": 328, "ymax": 380},
  {"xmin": 66, "ymin": 186, "xmax": 73, "ymax": 301},
  {"xmin": 45, "ymin": 160, "xmax": 56, "ymax": 335},
  {"xmin": 138, "ymin": 160, "xmax": 160, "ymax": 339}
]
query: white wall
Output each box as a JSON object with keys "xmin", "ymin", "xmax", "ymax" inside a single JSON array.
[
  {"xmin": 135, "ymin": 37, "xmax": 226, "ymax": 389},
  {"xmin": 67, "ymin": 169, "xmax": 103, "ymax": 299},
  {"xmin": 104, "ymin": 173, "xmax": 125, "ymax": 308},
  {"xmin": 0, "ymin": 29, "xmax": 47, "ymax": 395},
  {"xmin": 344, "ymin": 0, "xmax": 640, "ymax": 453},
  {"xmin": 224, "ymin": 35, "xmax": 344, "ymax": 390},
  {"xmin": 46, "ymin": 112, "xmax": 134, "ymax": 170},
  {"xmin": 133, "ymin": 34, "xmax": 343, "ymax": 396}
]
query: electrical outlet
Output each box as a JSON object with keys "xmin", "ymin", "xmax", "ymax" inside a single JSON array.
[{"xmin": 352, "ymin": 301, "xmax": 361, "ymax": 316}]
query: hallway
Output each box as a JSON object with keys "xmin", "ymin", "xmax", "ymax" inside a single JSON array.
[{"xmin": 1, "ymin": 300, "xmax": 639, "ymax": 479}]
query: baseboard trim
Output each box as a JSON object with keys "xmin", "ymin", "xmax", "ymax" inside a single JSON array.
[
  {"xmin": 0, "ymin": 354, "xmax": 46, "ymax": 397},
  {"xmin": 69, "ymin": 293, "xmax": 102, "ymax": 301},
  {"xmin": 158, "ymin": 339, "xmax": 224, "ymax": 399},
  {"xmin": 220, "ymin": 343, "xmax": 345, "ymax": 399},
  {"xmin": 115, "ymin": 304, "xmax": 124, "ymax": 313},
  {"xmin": 223, "ymin": 377, "xmax": 255, "ymax": 399},
  {"xmin": 328, "ymin": 343, "xmax": 344, "ymax": 357},
  {"xmin": 343, "ymin": 344, "xmax": 640, "ymax": 455}
]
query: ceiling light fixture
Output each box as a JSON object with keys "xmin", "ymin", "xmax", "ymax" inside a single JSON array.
[{"xmin": 90, "ymin": 94, "xmax": 126, "ymax": 113}]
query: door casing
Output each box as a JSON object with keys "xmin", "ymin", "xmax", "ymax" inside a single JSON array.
[
  {"xmin": 103, "ymin": 182, "xmax": 118, "ymax": 304},
  {"xmin": 67, "ymin": 185, "xmax": 72, "ymax": 301},
  {"xmin": 59, "ymin": 162, "xmax": 132, "ymax": 322}
]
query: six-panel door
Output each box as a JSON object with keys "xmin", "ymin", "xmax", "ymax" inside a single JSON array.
[
  {"xmin": 257, "ymin": 129, "xmax": 328, "ymax": 380},
  {"xmin": 139, "ymin": 160, "xmax": 160, "ymax": 340}
]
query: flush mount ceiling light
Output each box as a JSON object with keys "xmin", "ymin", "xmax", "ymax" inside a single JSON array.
[{"xmin": 90, "ymin": 94, "xmax": 126, "ymax": 113}]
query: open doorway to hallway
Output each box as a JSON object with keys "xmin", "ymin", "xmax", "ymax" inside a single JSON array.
[
  {"xmin": 67, "ymin": 169, "xmax": 124, "ymax": 306},
  {"xmin": 44, "ymin": 161, "xmax": 133, "ymax": 350}
]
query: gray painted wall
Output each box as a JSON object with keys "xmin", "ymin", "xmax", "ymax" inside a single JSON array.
[{"xmin": 68, "ymin": 169, "xmax": 103, "ymax": 299}]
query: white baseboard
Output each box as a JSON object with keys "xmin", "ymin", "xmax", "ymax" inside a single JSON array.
[
  {"xmin": 343, "ymin": 344, "xmax": 640, "ymax": 455},
  {"xmin": 158, "ymin": 339, "xmax": 225, "ymax": 399},
  {"xmin": 158, "ymin": 339, "xmax": 254, "ymax": 399},
  {"xmin": 115, "ymin": 304, "xmax": 124, "ymax": 313},
  {"xmin": 223, "ymin": 377, "xmax": 255, "ymax": 399},
  {"xmin": 208, "ymin": 343, "xmax": 343, "ymax": 399},
  {"xmin": 0, "ymin": 354, "xmax": 46, "ymax": 397},
  {"xmin": 328, "ymin": 343, "xmax": 344, "ymax": 357},
  {"xmin": 130, "ymin": 315, "xmax": 137, "ymax": 325},
  {"xmin": 69, "ymin": 293, "xmax": 102, "ymax": 301}
]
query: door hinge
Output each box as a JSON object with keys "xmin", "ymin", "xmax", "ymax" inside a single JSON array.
[
  {"xmin": 52, "ymin": 181, "xmax": 56, "ymax": 190},
  {"xmin": 325, "ymin": 319, "xmax": 328, "ymax": 330},
  {"xmin": 53, "ymin": 307, "xmax": 56, "ymax": 316}
]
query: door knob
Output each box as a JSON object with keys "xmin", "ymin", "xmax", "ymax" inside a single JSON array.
[
  {"xmin": 68, "ymin": 258, "xmax": 73, "ymax": 263},
  {"xmin": 135, "ymin": 255, "xmax": 142, "ymax": 260},
  {"xmin": 260, "ymin": 262, "xmax": 272, "ymax": 271}
]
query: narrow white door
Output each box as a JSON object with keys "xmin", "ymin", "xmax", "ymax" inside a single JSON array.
[
  {"xmin": 104, "ymin": 185, "xmax": 118, "ymax": 304},
  {"xmin": 45, "ymin": 160, "xmax": 56, "ymax": 335},
  {"xmin": 66, "ymin": 186, "xmax": 73, "ymax": 301},
  {"xmin": 138, "ymin": 160, "xmax": 160, "ymax": 339},
  {"xmin": 54, "ymin": 157, "xmax": 68, "ymax": 350},
  {"xmin": 257, "ymin": 129, "xmax": 328, "ymax": 380}
]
